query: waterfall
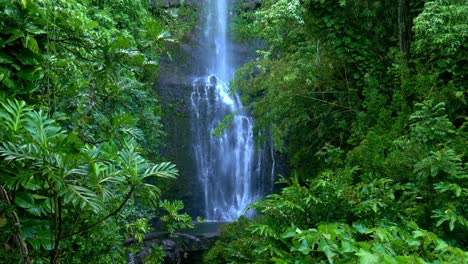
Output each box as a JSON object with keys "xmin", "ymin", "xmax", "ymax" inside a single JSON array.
[{"xmin": 189, "ymin": 0, "xmax": 261, "ymax": 221}]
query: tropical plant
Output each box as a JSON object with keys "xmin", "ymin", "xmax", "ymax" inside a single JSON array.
[
  {"xmin": 205, "ymin": 101, "xmax": 467, "ymax": 262},
  {"xmin": 159, "ymin": 199, "xmax": 194, "ymax": 235},
  {"xmin": 0, "ymin": 98, "xmax": 178, "ymax": 262},
  {"xmin": 0, "ymin": 0, "xmax": 201, "ymax": 262}
]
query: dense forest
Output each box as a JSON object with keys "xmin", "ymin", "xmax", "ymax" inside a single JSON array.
[
  {"xmin": 206, "ymin": 0, "xmax": 467, "ymax": 263},
  {"xmin": 1, "ymin": 0, "xmax": 467, "ymax": 263},
  {"xmin": 0, "ymin": 0, "xmax": 189, "ymax": 262}
]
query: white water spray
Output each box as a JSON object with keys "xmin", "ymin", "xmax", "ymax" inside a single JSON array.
[{"xmin": 190, "ymin": 0, "xmax": 261, "ymax": 221}]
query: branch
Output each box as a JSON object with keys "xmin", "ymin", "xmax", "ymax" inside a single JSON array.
[
  {"xmin": 294, "ymin": 94, "xmax": 355, "ymax": 111},
  {"xmin": 54, "ymin": 42, "xmax": 95, "ymax": 62},
  {"xmin": 62, "ymin": 186, "xmax": 136, "ymax": 239}
]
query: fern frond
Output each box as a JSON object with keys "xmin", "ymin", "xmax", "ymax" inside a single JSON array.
[
  {"xmin": 142, "ymin": 162, "xmax": 178, "ymax": 179},
  {"xmin": 119, "ymin": 126, "xmax": 144, "ymax": 139},
  {"xmin": 65, "ymin": 164, "xmax": 89, "ymax": 178},
  {"xmin": 0, "ymin": 142, "xmax": 41, "ymax": 161},
  {"xmin": 60, "ymin": 184, "xmax": 102, "ymax": 213},
  {"xmin": 24, "ymin": 110, "xmax": 64, "ymax": 148},
  {"xmin": 0, "ymin": 98, "xmax": 32, "ymax": 131}
]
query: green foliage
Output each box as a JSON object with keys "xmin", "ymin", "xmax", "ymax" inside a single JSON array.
[
  {"xmin": 0, "ymin": 0, "xmax": 46, "ymax": 95},
  {"xmin": 0, "ymin": 0, "xmax": 182, "ymax": 262},
  {"xmin": 1, "ymin": 0, "xmax": 169, "ymax": 160},
  {"xmin": 155, "ymin": 6, "xmax": 198, "ymax": 41},
  {"xmin": 127, "ymin": 218, "xmax": 152, "ymax": 243},
  {"xmin": 413, "ymin": 0, "xmax": 467, "ymax": 90},
  {"xmin": 212, "ymin": 112, "xmax": 235, "ymax": 137},
  {"xmin": 159, "ymin": 199, "xmax": 194, "ymax": 235},
  {"xmin": 275, "ymin": 222, "xmax": 468, "ymax": 264},
  {"xmin": 211, "ymin": 1, "xmax": 468, "ymax": 261},
  {"xmin": 230, "ymin": 2, "xmax": 258, "ymax": 41},
  {"xmin": 409, "ymin": 101, "xmax": 456, "ymax": 145},
  {"xmin": 411, "ymin": 0, "xmax": 467, "ymax": 124},
  {"xmin": 0, "ymin": 99, "xmax": 178, "ymax": 262},
  {"xmin": 206, "ymin": 101, "xmax": 467, "ymax": 261},
  {"xmin": 204, "ymin": 216, "xmax": 256, "ymax": 264},
  {"xmin": 230, "ymin": 0, "xmax": 410, "ymax": 176}
]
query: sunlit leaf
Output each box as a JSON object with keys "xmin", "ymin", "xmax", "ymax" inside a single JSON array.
[{"xmin": 24, "ymin": 36, "xmax": 39, "ymax": 54}]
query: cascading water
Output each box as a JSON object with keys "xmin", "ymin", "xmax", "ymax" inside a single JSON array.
[{"xmin": 190, "ymin": 0, "xmax": 262, "ymax": 221}]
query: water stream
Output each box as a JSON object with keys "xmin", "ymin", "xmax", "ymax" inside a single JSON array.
[{"xmin": 189, "ymin": 0, "xmax": 262, "ymax": 221}]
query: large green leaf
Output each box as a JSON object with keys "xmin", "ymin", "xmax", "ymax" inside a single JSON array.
[
  {"xmin": 14, "ymin": 193, "xmax": 35, "ymax": 209},
  {"xmin": 12, "ymin": 49, "xmax": 41, "ymax": 65},
  {"xmin": 0, "ymin": 52, "xmax": 14, "ymax": 64},
  {"xmin": 355, "ymin": 249, "xmax": 381, "ymax": 264},
  {"xmin": 16, "ymin": 66, "xmax": 44, "ymax": 81},
  {"xmin": 25, "ymin": 110, "xmax": 64, "ymax": 147},
  {"xmin": 60, "ymin": 184, "xmax": 102, "ymax": 212},
  {"xmin": 0, "ymin": 98, "xmax": 32, "ymax": 131},
  {"xmin": 4, "ymin": 29, "xmax": 24, "ymax": 45},
  {"xmin": 24, "ymin": 36, "xmax": 39, "ymax": 54},
  {"xmin": 21, "ymin": 219, "xmax": 53, "ymax": 251},
  {"xmin": 142, "ymin": 162, "xmax": 178, "ymax": 179},
  {"xmin": 0, "ymin": 142, "xmax": 41, "ymax": 162}
]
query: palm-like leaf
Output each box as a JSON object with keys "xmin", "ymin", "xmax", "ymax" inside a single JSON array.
[
  {"xmin": 0, "ymin": 142, "xmax": 41, "ymax": 161},
  {"xmin": 118, "ymin": 146, "xmax": 145, "ymax": 180},
  {"xmin": 135, "ymin": 183, "xmax": 162, "ymax": 207},
  {"xmin": 142, "ymin": 162, "xmax": 178, "ymax": 179},
  {"xmin": 65, "ymin": 164, "xmax": 89, "ymax": 178},
  {"xmin": 119, "ymin": 126, "xmax": 144, "ymax": 140},
  {"xmin": 89, "ymin": 163, "xmax": 125, "ymax": 201},
  {"xmin": 59, "ymin": 184, "xmax": 102, "ymax": 213},
  {"xmin": 25, "ymin": 110, "xmax": 64, "ymax": 148},
  {"xmin": 0, "ymin": 99, "xmax": 32, "ymax": 132}
]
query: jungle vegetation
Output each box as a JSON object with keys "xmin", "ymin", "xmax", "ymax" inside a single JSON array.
[
  {"xmin": 0, "ymin": 0, "xmax": 467, "ymax": 263},
  {"xmin": 0, "ymin": 0, "xmax": 196, "ymax": 262},
  {"xmin": 205, "ymin": 0, "xmax": 467, "ymax": 263}
]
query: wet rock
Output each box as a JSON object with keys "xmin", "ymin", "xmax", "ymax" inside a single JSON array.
[
  {"xmin": 162, "ymin": 239, "xmax": 177, "ymax": 251},
  {"xmin": 125, "ymin": 232, "xmax": 219, "ymax": 264},
  {"xmin": 209, "ymin": 75, "xmax": 217, "ymax": 86}
]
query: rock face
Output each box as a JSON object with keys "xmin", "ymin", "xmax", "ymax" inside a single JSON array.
[
  {"xmin": 156, "ymin": 36, "xmax": 206, "ymax": 217},
  {"xmin": 126, "ymin": 232, "xmax": 219, "ymax": 264}
]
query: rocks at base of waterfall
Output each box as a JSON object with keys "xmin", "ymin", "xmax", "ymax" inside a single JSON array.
[{"xmin": 125, "ymin": 232, "xmax": 219, "ymax": 264}]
